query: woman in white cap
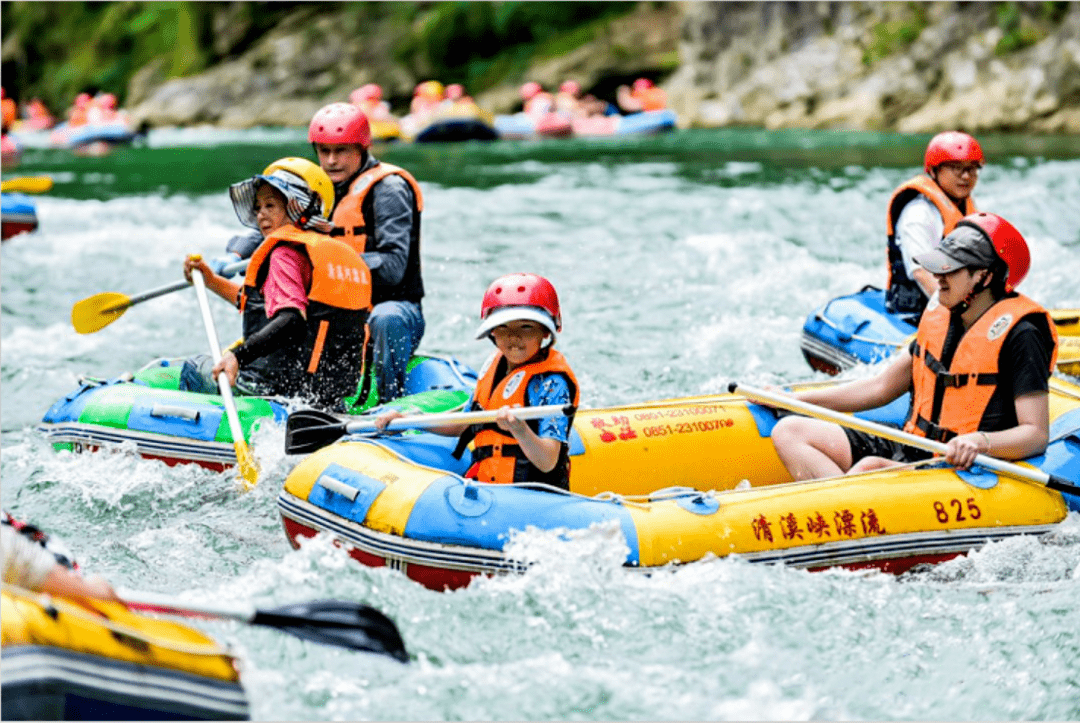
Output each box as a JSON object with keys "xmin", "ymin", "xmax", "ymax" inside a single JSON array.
[
  {"xmin": 769, "ymin": 211, "xmax": 1058, "ymax": 480},
  {"xmin": 180, "ymin": 157, "xmax": 373, "ymax": 411}
]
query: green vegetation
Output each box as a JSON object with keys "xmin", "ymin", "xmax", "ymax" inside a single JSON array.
[
  {"xmin": 862, "ymin": 3, "xmax": 929, "ymax": 67},
  {"xmin": 0, "ymin": 1, "xmax": 328, "ymax": 109},
  {"xmin": 993, "ymin": 1, "xmax": 1055, "ymax": 55},
  {"xmin": 1, "ymin": 1, "xmax": 638, "ymax": 112},
  {"xmin": 390, "ymin": 2, "xmax": 637, "ymax": 92}
]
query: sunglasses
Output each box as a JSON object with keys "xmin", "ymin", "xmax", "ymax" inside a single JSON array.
[{"xmin": 939, "ymin": 162, "xmax": 982, "ymax": 176}]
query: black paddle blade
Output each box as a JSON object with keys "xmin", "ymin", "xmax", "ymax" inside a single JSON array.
[
  {"xmin": 252, "ymin": 600, "xmax": 409, "ymax": 662},
  {"xmin": 285, "ymin": 409, "xmax": 349, "ymax": 455}
]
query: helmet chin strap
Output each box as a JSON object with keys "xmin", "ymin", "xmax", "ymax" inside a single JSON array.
[{"xmin": 952, "ymin": 269, "xmax": 992, "ymax": 316}]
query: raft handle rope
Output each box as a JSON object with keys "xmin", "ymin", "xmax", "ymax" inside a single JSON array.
[
  {"xmin": 2, "ymin": 583, "xmax": 235, "ymax": 658},
  {"xmin": 407, "ymin": 352, "xmax": 477, "ymax": 389},
  {"xmin": 812, "ymin": 307, "xmax": 906, "ymax": 349}
]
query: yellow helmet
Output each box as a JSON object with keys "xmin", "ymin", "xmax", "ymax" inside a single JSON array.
[{"xmin": 261, "ymin": 157, "xmax": 334, "ymax": 218}]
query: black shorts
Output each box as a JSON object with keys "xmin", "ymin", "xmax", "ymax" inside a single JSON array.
[{"xmin": 844, "ymin": 428, "xmax": 934, "ymax": 465}]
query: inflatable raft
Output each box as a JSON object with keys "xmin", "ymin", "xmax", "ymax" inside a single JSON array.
[
  {"xmin": 403, "ymin": 104, "xmax": 498, "ymax": 143},
  {"xmin": 50, "ymin": 120, "xmax": 138, "ymax": 150},
  {"xmin": 800, "ymin": 286, "xmax": 1080, "ymax": 376},
  {"xmin": 39, "ymin": 354, "xmax": 477, "ymax": 471},
  {"xmin": 494, "ymin": 109, "xmax": 677, "ymax": 141},
  {"xmin": 493, "ymin": 112, "xmax": 573, "ymax": 140},
  {"xmin": 2, "ymin": 587, "xmax": 248, "ymax": 720},
  {"xmin": 1, "ymin": 192, "xmax": 38, "ymax": 240},
  {"xmin": 276, "ymin": 378, "xmax": 1080, "ymax": 590}
]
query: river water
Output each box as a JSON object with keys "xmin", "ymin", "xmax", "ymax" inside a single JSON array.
[{"xmin": 3, "ymin": 127, "xmax": 1079, "ymax": 720}]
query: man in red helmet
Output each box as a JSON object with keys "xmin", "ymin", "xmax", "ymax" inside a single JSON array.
[
  {"xmin": 306, "ymin": 102, "xmax": 426, "ymax": 405},
  {"xmin": 375, "ymin": 273, "xmax": 580, "ymax": 490},
  {"xmin": 769, "ymin": 212, "xmax": 1058, "ymax": 480},
  {"xmin": 885, "ymin": 131, "xmax": 983, "ymax": 319},
  {"xmin": 215, "ymin": 102, "xmax": 425, "ymax": 405}
]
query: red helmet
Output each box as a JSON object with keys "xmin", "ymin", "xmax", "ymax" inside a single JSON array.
[
  {"xmin": 445, "ymin": 83, "xmax": 465, "ymax": 100},
  {"xmin": 476, "ymin": 273, "xmax": 562, "ymax": 340},
  {"xmin": 956, "ymin": 212, "xmax": 1029, "ymax": 291},
  {"xmin": 349, "ymin": 84, "xmax": 382, "ymax": 104},
  {"xmin": 97, "ymin": 93, "xmax": 117, "ymax": 110},
  {"xmin": 559, "ymin": 80, "xmax": 581, "ymax": 97},
  {"xmin": 75, "ymin": 92, "xmax": 92, "ymax": 108},
  {"xmin": 520, "ymin": 82, "xmax": 543, "ymax": 101},
  {"xmin": 632, "ymin": 78, "xmax": 654, "ymax": 92},
  {"xmin": 924, "ymin": 131, "xmax": 983, "ymax": 174},
  {"xmin": 308, "ymin": 102, "xmax": 371, "ymax": 149}
]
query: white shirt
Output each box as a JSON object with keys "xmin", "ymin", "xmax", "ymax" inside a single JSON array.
[
  {"xmin": 2, "ymin": 524, "xmax": 56, "ymax": 590},
  {"xmin": 895, "ymin": 194, "xmax": 945, "ymax": 278}
]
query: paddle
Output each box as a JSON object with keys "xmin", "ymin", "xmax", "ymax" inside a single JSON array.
[
  {"xmin": 72, "ymin": 259, "xmax": 248, "ymax": 334},
  {"xmin": 119, "ymin": 589, "xmax": 409, "ymax": 661},
  {"xmin": 1, "ymin": 175, "xmax": 53, "ymax": 194},
  {"xmin": 729, "ymin": 382, "xmax": 1080, "ymax": 496},
  {"xmin": 191, "ymin": 271, "xmax": 259, "ymax": 487},
  {"xmin": 285, "ymin": 403, "xmax": 575, "ymax": 455}
]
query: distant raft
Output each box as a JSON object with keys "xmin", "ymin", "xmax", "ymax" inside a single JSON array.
[
  {"xmin": 39, "ymin": 354, "xmax": 477, "ymax": 471},
  {"xmin": 1, "ymin": 587, "xmax": 249, "ymax": 721},
  {"xmin": 800, "ymin": 286, "xmax": 1080, "ymax": 376},
  {"xmin": 494, "ymin": 109, "xmax": 677, "ymax": 140},
  {"xmin": 49, "ymin": 119, "xmax": 139, "ymax": 150},
  {"xmin": 277, "ymin": 379, "xmax": 1080, "ymax": 591},
  {"xmin": 402, "ymin": 103, "xmax": 498, "ymax": 143},
  {"xmin": 1, "ymin": 192, "xmax": 38, "ymax": 240}
]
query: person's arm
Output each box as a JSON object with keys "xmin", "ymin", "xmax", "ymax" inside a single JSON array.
[
  {"xmin": 2, "ymin": 526, "xmax": 118, "ymax": 601},
  {"xmin": 943, "ymin": 321, "xmax": 1053, "ymax": 468},
  {"xmin": 372, "ymin": 395, "xmax": 472, "ymax": 437},
  {"xmin": 496, "ymin": 373, "xmax": 573, "ymax": 473},
  {"xmin": 895, "ymin": 197, "xmax": 944, "ymax": 298},
  {"xmin": 793, "ymin": 349, "xmax": 913, "ymax": 413},
  {"xmin": 496, "ymin": 407, "xmax": 562, "ymax": 473},
  {"xmin": 213, "ymin": 246, "xmax": 309, "ymax": 385},
  {"xmin": 362, "ymin": 177, "xmax": 415, "ymax": 288},
  {"xmin": 184, "ymin": 255, "xmax": 241, "ymax": 305},
  {"xmin": 943, "ymin": 392, "xmax": 1049, "ymax": 469}
]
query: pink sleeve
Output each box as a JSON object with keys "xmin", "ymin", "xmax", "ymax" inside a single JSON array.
[{"xmin": 262, "ymin": 245, "xmax": 312, "ymax": 318}]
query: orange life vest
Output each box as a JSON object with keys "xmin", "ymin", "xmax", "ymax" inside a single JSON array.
[
  {"xmin": 239, "ymin": 226, "xmax": 372, "ymax": 409},
  {"xmin": 634, "ymin": 87, "xmax": 667, "ymax": 111},
  {"xmin": 329, "ymin": 161, "xmax": 424, "ymax": 305},
  {"xmin": 456, "ymin": 347, "xmax": 580, "ymax": 489},
  {"xmin": 885, "ymin": 175, "xmax": 977, "ymax": 316},
  {"xmin": 904, "ymin": 293, "xmax": 1058, "ymax": 442}
]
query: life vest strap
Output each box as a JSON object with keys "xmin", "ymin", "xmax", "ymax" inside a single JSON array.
[
  {"xmin": 470, "ymin": 441, "xmax": 528, "ymax": 462},
  {"xmin": 913, "ymin": 414, "xmax": 957, "ymax": 443},
  {"xmin": 329, "ymin": 226, "xmax": 367, "ymax": 238},
  {"xmin": 923, "ymin": 348, "xmax": 997, "ymax": 388}
]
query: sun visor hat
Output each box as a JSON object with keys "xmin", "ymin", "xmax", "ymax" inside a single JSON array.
[
  {"xmin": 915, "ymin": 225, "xmax": 997, "ymax": 275},
  {"xmin": 229, "ymin": 170, "xmax": 330, "ymax": 231},
  {"xmin": 475, "ymin": 306, "xmax": 558, "ymax": 340}
]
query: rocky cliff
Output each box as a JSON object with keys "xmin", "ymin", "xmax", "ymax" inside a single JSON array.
[{"xmin": 126, "ymin": 1, "xmax": 1080, "ymax": 133}]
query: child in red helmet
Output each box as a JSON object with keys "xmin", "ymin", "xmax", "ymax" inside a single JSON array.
[{"xmin": 376, "ymin": 273, "xmax": 581, "ymax": 490}]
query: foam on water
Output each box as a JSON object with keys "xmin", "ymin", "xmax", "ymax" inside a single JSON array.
[{"xmin": 3, "ymin": 132, "xmax": 1079, "ymax": 720}]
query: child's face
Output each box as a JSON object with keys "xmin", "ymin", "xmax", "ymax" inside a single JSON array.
[
  {"xmin": 255, "ymin": 184, "xmax": 289, "ymax": 236},
  {"xmin": 490, "ymin": 320, "xmax": 549, "ymax": 368}
]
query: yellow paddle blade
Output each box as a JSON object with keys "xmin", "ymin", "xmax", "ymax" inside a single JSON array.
[
  {"xmin": 1, "ymin": 176, "xmax": 53, "ymax": 194},
  {"xmin": 234, "ymin": 441, "xmax": 260, "ymax": 489},
  {"xmin": 1051, "ymin": 308, "xmax": 1080, "ymax": 337},
  {"xmin": 1058, "ymin": 336, "xmax": 1080, "ymax": 376},
  {"xmin": 71, "ymin": 292, "xmax": 131, "ymax": 334}
]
